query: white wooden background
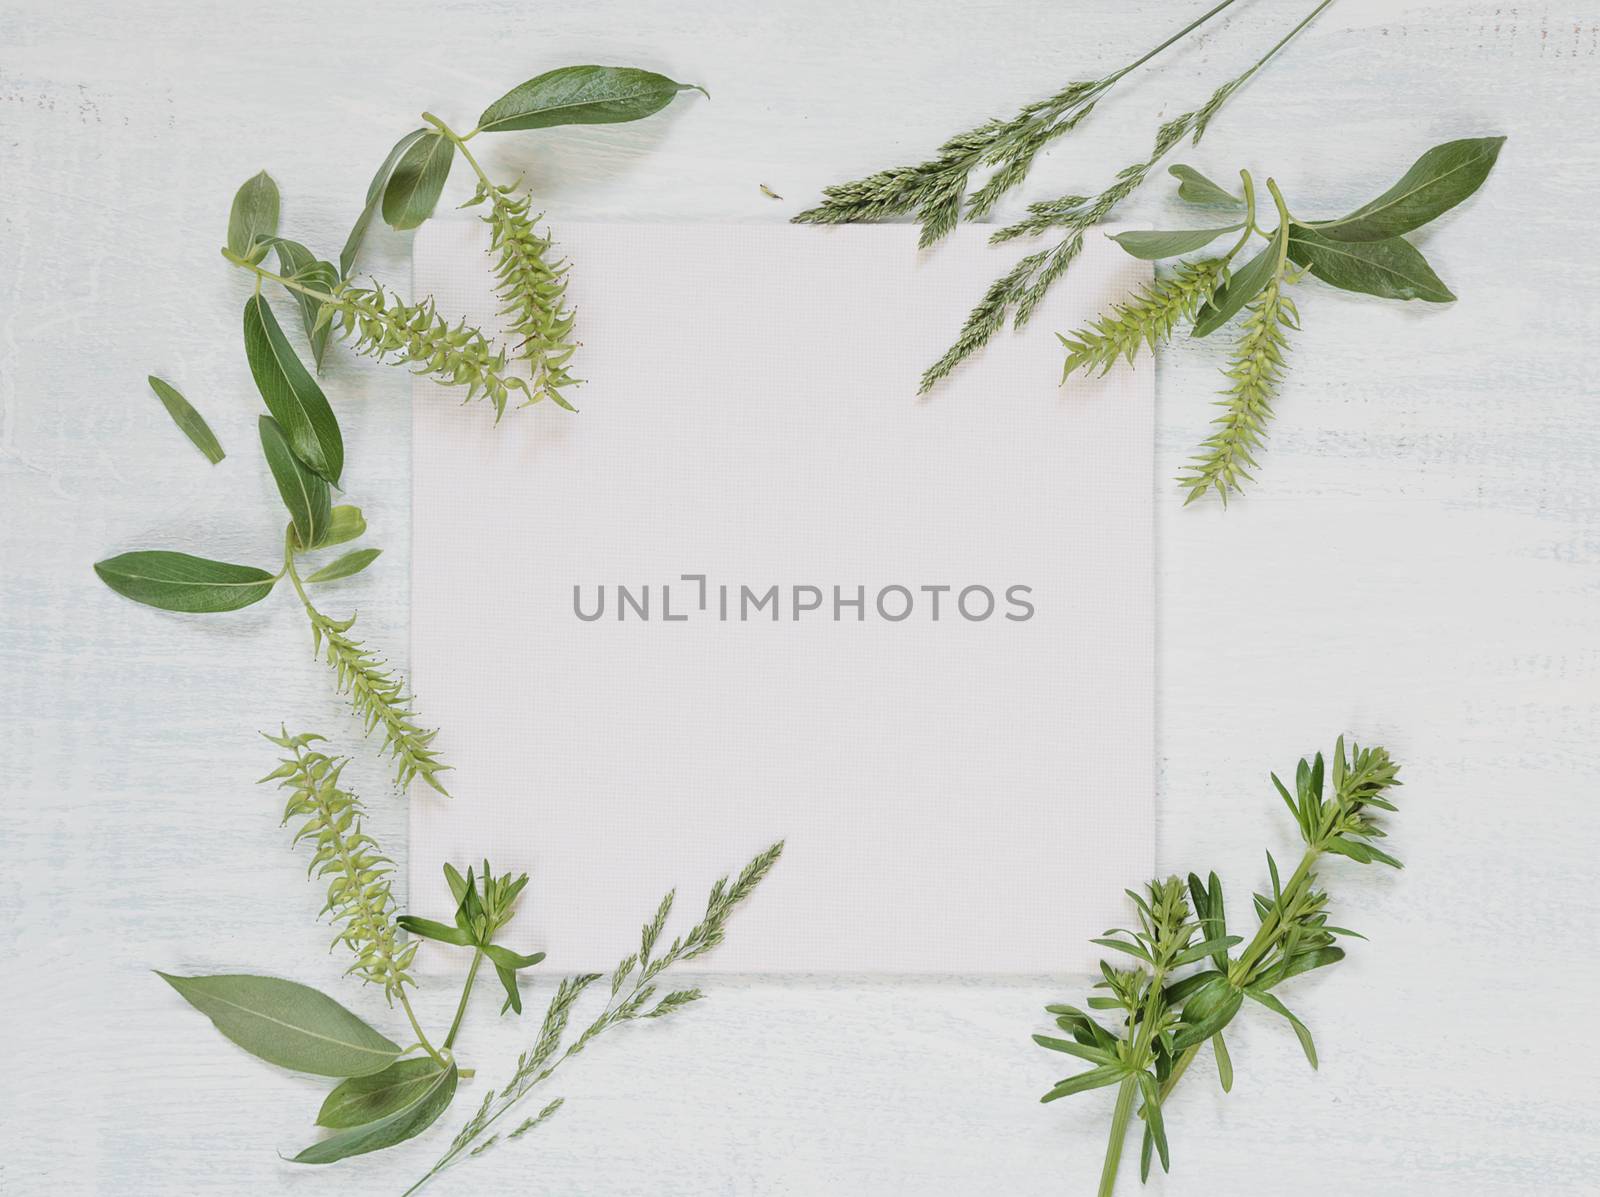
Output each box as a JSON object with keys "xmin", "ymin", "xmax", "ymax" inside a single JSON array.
[{"xmin": 3, "ymin": 1, "xmax": 1598, "ymax": 1193}]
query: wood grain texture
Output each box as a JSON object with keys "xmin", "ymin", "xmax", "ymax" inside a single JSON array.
[{"xmin": 2, "ymin": 0, "xmax": 1597, "ymax": 1193}]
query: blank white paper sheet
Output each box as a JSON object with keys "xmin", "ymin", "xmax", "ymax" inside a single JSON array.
[{"xmin": 409, "ymin": 221, "xmax": 1153, "ymax": 974}]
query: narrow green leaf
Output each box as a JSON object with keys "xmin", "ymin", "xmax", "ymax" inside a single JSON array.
[
  {"xmin": 1286, "ymin": 227, "xmax": 1452, "ymax": 304},
  {"xmin": 1255, "ymin": 945, "xmax": 1345, "ymax": 990},
  {"xmin": 494, "ymin": 962, "xmax": 522, "ymax": 1015},
  {"xmin": 1110, "ymin": 224, "xmax": 1242, "ymax": 260},
  {"xmin": 156, "ymin": 972, "xmax": 400, "ymax": 1077},
  {"xmin": 1091, "ymin": 936, "xmax": 1153, "ymax": 963},
  {"xmin": 477, "ymin": 65, "xmax": 706, "ymax": 133},
  {"xmin": 95, "ymin": 551, "xmax": 276, "ymax": 613},
  {"xmin": 322, "ymin": 505, "xmax": 367, "ymax": 548},
  {"xmin": 146, "ymin": 376, "xmax": 225, "ymax": 464},
  {"xmin": 227, "ymin": 170, "xmax": 279, "ymax": 261},
  {"xmin": 292, "ymin": 1061, "xmax": 457, "ymax": 1164},
  {"xmin": 1137, "ymin": 1072, "xmax": 1169, "ymax": 1172},
  {"xmin": 1169, "ymin": 164, "xmax": 1243, "ymax": 208},
  {"xmin": 243, "ymin": 294, "xmax": 343, "ymax": 483},
  {"xmin": 271, "ymin": 239, "xmax": 338, "ymax": 371},
  {"xmin": 318, "ymin": 1058, "xmax": 449, "ymax": 1129},
  {"xmin": 342, "ymin": 129, "xmax": 429, "ymax": 277},
  {"xmin": 483, "ymin": 943, "xmax": 546, "ymax": 972},
  {"xmin": 260, "ymin": 415, "xmax": 331, "ymax": 550},
  {"xmin": 305, "ymin": 548, "xmax": 382, "ymax": 584},
  {"xmin": 382, "ymin": 132, "xmax": 454, "ymax": 232},
  {"xmin": 1032, "ymin": 1034, "xmax": 1118, "ymax": 1067},
  {"xmin": 1313, "ymin": 136, "xmax": 1505, "ymax": 242},
  {"xmin": 395, "ymin": 915, "xmax": 473, "ymax": 947},
  {"xmin": 1244, "ymin": 987, "xmax": 1318, "ymax": 1068},
  {"xmin": 1212, "ymin": 1031, "xmax": 1233, "ymax": 1092},
  {"xmin": 442, "ymin": 862, "xmax": 469, "ymax": 906},
  {"xmin": 1191, "ymin": 240, "xmax": 1279, "ymax": 338},
  {"xmin": 1041, "ymin": 1064, "xmax": 1126, "ymax": 1102}
]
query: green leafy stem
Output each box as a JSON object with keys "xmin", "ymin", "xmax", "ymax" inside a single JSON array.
[
  {"xmin": 1036, "ymin": 738, "xmax": 1401, "ymax": 1195},
  {"xmin": 1056, "ymin": 135, "xmax": 1505, "ymax": 505}
]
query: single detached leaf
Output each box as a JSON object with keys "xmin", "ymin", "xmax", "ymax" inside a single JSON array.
[
  {"xmin": 260, "ymin": 415, "xmax": 331, "ymax": 550},
  {"xmin": 94, "ymin": 551, "xmax": 276, "ymax": 613},
  {"xmin": 1169, "ymin": 164, "xmax": 1243, "ymax": 209},
  {"xmin": 227, "ymin": 170, "xmax": 280, "ymax": 261},
  {"xmin": 317, "ymin": 1058, "xmax": 449, "ymax": 1129},
  {"xmin": 342, "ymin": 129, "xmax": 429, "ymax": 277},
  {"xmin": 1110, "ymin": 224, "xmax": 1242, "ymax": 260},
  {"xmin": 292, "ymin": 1061, "xmax": 457, "ymax": 1164},
  {"xmin": 305, "ymin": 547, "xmax": 381, "ymax": 584},
  {"xmin": 323, "ymin": 505, "xmax": 367, "ymax": 548},
  {"xmin": 1191, "ymin": 240, "xmax": 1279, "ymax": 338},
  {"xmin": 1313, "ymin": 136, "xmax": 1505, "ymax": 242},
  {"xmin": 382, "ymin": 132, "xmax": 454, "ymax": 232},
  {"xmin": 243, "ymin": 294, "xmax": 343, "ymax": 483},
  {"xmin": 147, "ymin": 376, "xmax": 224, "ymax": 464},
  {"xmin": 156, "ymin": 972, "xmax": 400, "ymax": 1077},
  {"xmin": 1287, "ymin": 225, "xmax": 1454, "ymax": 303},
  {"xmin": 271, "ymin": 239, "xmax": 339, "ymax": 371},
  {"xmin": 476, "ymin": 65, "xmax": 706, "ymax": 133}
]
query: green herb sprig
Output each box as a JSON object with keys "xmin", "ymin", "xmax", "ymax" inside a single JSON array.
[
  {"xmin": 795, "ymin": 0, "xmax": 1332, "ymax": 392},
  {"xmin": 1059, "ymin": 137, "xmax": 1504, "ymax": 503},
  {"xmin": 1036, "ymin": 737, "xmax": 1400, "ymax": 1195}
]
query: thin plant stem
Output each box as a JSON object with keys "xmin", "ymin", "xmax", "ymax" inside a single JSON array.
[
  {"xmin": 1099, "ymin": 1077, "xmax": 1139, "ymax": 1197},
  {"xmin": 443, "ymin": 949, "xmax": 484, "ymax": 1051}
]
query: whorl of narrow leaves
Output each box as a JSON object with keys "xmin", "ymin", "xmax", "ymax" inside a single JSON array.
[
  {"xmin": 260, "ymin": 730, "xmax": 416, "ymax": 999},
  {"xmin": 1059, "ymin": 259, "xmax": 1225, "ymax": 380},
  {"xmin": 467, "ymin": 180, "xmax": 579, "ymax": 410},
  {"xmin": 300, "ymin": 604, "xmax": 450, "ymax": 795},
  {"xmin": 1178, "ymin": 274, "xmax": 1298, "ymax": 506},
  {"xmin": 320, "ymin": 283, "xmax": 529, "ymax": 419}
]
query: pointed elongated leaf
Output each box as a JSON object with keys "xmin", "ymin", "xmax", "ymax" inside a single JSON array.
[
  {"xmin": 293, "ymin": 1061, "xmax": 457, "ymax": 1163},
  {"xmin": 382, "ymin": 132, "xmax": 454, "ymax": 231},
  {"xmin": 494, "ymin": 962, "xmax": 522, "ymax": 1014},
  {"xmin": 1032, "ymin": 1034, "xmax": 1118, "ymax": 1067},
  {"xmin": 305, "ymin": 548, "xmax": 382, "ymax": 584},
  {"xmin": 227, "ymin": 170, "xmax": 279, "ymax": 261},
  {"xmin": 477, "ymin": 65, "xmax": 706, "ymax": 133},
  {"xmin": 147, "ymin": 376, "xmax": 224, "ymax": 464},
  {"xmin": 322, "ymin": 505, "xmax": 367, "ymax": 548},
  {"xmin": 271, "ymin": 239, "xmax": 338, "ymax": 371},
  {"xmin": 1244, "ymin": 987, "xmax": 1318, "ymax": 1068},
  {"xmin": 342, "ymin": 129, "xmax": 429, "ymax": 276},
  {"xmin": 260, "ymin": 415, "xmax": 331, "ymax": 550},
  {"xmin": 1169, "ymin": 164, "xmax": 1243, "ymax": 208},
  {"xmin": 1212, "ymin": 1031, "xmax": 1233, "ymax": 1092},
  {"xmin": 95, "ymin": 551, "xmax": 276, "ymax": 613},
  {"xmin": 156, "ymin": 972, "xmax": 400, "ymax": 1077},
  {"xmin": 1286, "ymin": 227, "xmax": 1452, "ymax": 304},
  {"xmin": 1255, "ymin": 945, "xmax": 1345, "ymax": 990},
  {"xmin": 483, "ymin": 943, "xmax": 545, "ymax": 971},
  {"xmin": 1191, "ymin": 240, "xmax": 1279, "ymax": 338},
  {"xmin": 395, "ymin": 915, "xmax": 473, "ymax": 947},
  {"xmin": 1111, "ymin": 225, "xmax": 1241, "ymax": 261},
  {"xmin": 1137, "ymin": 1072, "xmax": 1169, "ymax": 1172},
  {"xmin": 1041, "ymin": 1064, "xmax": 1125, "ymax": 1102},
  {"xmin": 317, "ymin": 1057, "xmax": 449, "ymax": 1129},
  {"xmin": 1313, "ymin": 136, "xmax": 1505, "ymax": 242},
  {"xmin": 243, "ymin": 294, "xmax": 343, "ymax": 482}
]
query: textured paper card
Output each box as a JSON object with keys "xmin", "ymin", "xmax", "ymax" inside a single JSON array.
[{"xmin": 410, "ymin": 222, "xmax": 1152, "ymax": 973}]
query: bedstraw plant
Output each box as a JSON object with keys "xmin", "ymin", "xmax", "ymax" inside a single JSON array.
[{"xmin": 1036, "ymin": 737, "xmax": 1400, "ymax": 1195}]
